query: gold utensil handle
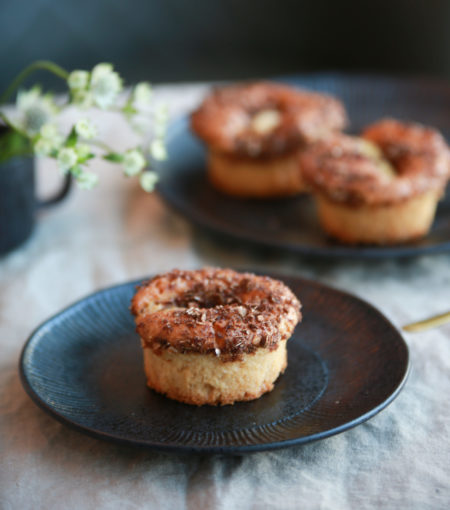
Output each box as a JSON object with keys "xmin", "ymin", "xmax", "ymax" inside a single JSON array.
[{"xmin": 403, "ymin": 311, "xmax": 450, "ymax": 333}]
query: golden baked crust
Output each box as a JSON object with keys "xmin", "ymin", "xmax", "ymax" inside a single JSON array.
[
  {"xmin": 207, "ymin": 149, "xmax": 307, "ymax": 198},
  {"xmin": 131, "ymin": 268, "xmax": 301, "ymax": 361},
  {"xmin": 317, "ymin": 190, "xmax": 440, "ymax": 244},
  {"xmin": 142, "ymin": 342, "xmax": 288, "ymax": 405},
  {"xmin": 299, "ymin": 119, "xmax": 450, "ymax": 206},
  {"xmin": 191, "ymin": 82, "xmax": 347, "ymax": 159}
]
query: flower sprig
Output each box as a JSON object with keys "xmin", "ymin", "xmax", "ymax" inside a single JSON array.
[{"xmin": 0, "ymin": 61, "xmax": 168, "ymax": 192}]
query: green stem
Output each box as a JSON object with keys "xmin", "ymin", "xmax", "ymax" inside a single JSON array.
[{"xmin": 0, "ymin": 60, "xmax": 69, "ymax": 105}]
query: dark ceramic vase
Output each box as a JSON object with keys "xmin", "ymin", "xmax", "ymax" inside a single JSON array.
[{"xmin": 0, "ymin": 151, "xmax": 72, "ymax": 255}]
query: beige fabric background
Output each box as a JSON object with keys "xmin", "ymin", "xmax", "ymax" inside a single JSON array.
[{"xmin": 1, "ymin": 84, "xmax": 449, "ymax": 510}]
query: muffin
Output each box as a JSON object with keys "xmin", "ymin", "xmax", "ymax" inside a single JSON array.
[
  {"xmin": 130, "ymin": 268, "xmax": 301, "ymax": 406},
  {"xmin": 299, "ymin": 119, "xmax": 450, "ymax": 244},
  {"xmin": 191, "ymin": 82, "xmax": 347, "ymax": 198}
]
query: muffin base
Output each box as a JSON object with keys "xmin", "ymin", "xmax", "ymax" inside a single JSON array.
[
  {"xmin": 317, "ymin": 189, "xmax": 440, "ymax": 244},
  {"xmin": 208, "ymin": 150, "xmax": 307, "ymax": 198},
  {"xmin": 142, "ymin": 341, "xmax": 288, "ymax": 406}
]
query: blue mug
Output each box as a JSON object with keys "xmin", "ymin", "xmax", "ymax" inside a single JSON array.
[{"xmin": 0, "ymin": 153, "xmax": 72, "ymax": 255}]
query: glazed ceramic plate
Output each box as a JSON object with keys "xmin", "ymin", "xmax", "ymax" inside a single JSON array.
[
  {"xmin": 156, "ymin": 74, "xmax": 450, "ymax": 258},
  {"xmin": 20, "ymin": 273, "xmax": 409, "ymax": 454}
]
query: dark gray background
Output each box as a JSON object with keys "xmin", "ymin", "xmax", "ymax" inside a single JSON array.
[{"xmin": 2, "ymin": 0, "xmax": 450, "ymax": 92}]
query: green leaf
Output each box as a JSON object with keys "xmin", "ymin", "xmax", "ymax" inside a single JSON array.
[
  {"xmin": 122, "ymin": 104, "xmax": 138, "ymax": 116},
  {"xmin": 65, "ymin": 126, "xmax": 78, "ymax": 147},
  {"xmin": 78, "ymin": 153, "xmax": 95, "ymax": 164},
  {"xmin": 103, "ymin": 152, "xmax": 124, "ymax": 163},
  {"xmin": 0, "ymin": 128, "xmax": 32, "ymax": 163}
]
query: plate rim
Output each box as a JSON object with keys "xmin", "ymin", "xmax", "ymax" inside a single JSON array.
[
  {"xmin": 19, "ymin": 273, "xmax": 410, "ymax": 454},
  {"xmin": 156, "ymin": 73, "xmax": 450, "ymax": 259}
]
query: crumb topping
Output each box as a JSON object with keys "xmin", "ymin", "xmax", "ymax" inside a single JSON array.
[
  {"xmin": 131, "ymin": 268, "xmax": 301, "ymax": 360},
  {"xmin": 299, "ymin": 119, "xmax": 450, "ymax": 206},
  {"xmin": 191, "ymin": 82, "xmax": 347, "ymax": 159}
]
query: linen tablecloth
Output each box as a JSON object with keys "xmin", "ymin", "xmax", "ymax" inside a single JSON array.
[{"xmin": 1, "ymin": 83, "xmax": 449, "ymax": 510}]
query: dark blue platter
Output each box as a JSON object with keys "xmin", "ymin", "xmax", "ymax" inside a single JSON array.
[
  {"xmin": 156, "ymin": 74, "xmax": 450, "ymax": 258},
  {"xmin": 20, "ymin": 273, "xmax": 409, "ymax": 454}
]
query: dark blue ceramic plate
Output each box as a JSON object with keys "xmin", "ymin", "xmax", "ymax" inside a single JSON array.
[
  {"xmin": 156, "ymin": 74, "xmax": 450, "ymax": 258},
  {"xmin": 20, "ymin": 273, "xmax": 409, "ymax": 454}
]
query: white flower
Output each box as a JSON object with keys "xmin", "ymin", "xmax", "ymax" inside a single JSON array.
[
  {"xmin": 68, "ymin": 70, "xmax": 89, "ymax": 91},
  {"xmin": 33, "ymin": 123, "xmax": 64, "ymax": 157},
  {"xmin": 17, "ymin": 86, "xmax": 42, "ymax": 111},
  {"xmin": 72, "ymin": 89, "xmax": 94, "ymax": 109},
  {"xmin": 123, "ymin": 149, "xmax": 146, "ymax": 176},
  {"xmin": 150, "ymin": 139, "xmax": 167, "ymax": 161},
  {"xmin": 91, "ymin": 63, "xmax": 114, "ymax": 81},
  {"xmin": 34, "ymin": 138, "xmax": 55, "ymax": 157},
  {"xmin": 40, "ymin": 123, "xmax": 59, "ymax": 140},
  {"xmin": 75, "ymin": 144, "xmax": 92, "ymax": 159},
  {"xmin": 57, "ymin": 147, "xmax": 78, "ymax": 173},
  {"xmin": 140, "ymin": 171, "xmax": 158, "ymax": 192},
  {"xmin": 133, "ymin": 82, "xmax": 152, "ymax": 105},
  {"xmin": 16, "ymin": 86, "xmax": 58, "ymax": 135},
  {"xmin": 40, "ymin": 122, "xmax": 64, "ymax": 146},
  {"xmin": 75, "ymin": 118, "xmax": 97, "ymax": 140},
  {"xmin": 76, "ymin": 171, "xmax": 98, "ymax": 190},
  {"xmin": 90, "ymin": 63, "xmax": 122, "ymax": 109}
]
